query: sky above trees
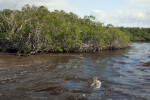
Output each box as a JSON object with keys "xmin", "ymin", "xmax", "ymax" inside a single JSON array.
[{"xmin": 0, "ymin": 0, "xmax": 149, "ymax": 27}]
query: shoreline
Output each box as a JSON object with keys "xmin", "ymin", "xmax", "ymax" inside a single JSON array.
[{"xmin": 0, "ymin": 46, "xmax": 130, "ymax": 56}]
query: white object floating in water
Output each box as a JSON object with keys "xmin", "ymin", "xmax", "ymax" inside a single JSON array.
[
  {"xmin": 73, "ymin": 66, "xmax": 78, "ymax": 68},
  {"xmin": 90, "ymin": 77, "xmax": 101, "ymax": 89}
]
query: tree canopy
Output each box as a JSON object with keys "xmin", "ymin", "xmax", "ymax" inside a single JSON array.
[
  {"xmin": 0, "ymin": 5, "xmax": 131, "ymax": 54},
  {"xmin": 119, "ymin": 27, "xmax": 150, "ymax": 41}
]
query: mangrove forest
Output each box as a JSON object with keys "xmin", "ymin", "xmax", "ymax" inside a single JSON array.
[{"xmin": 0, "ymin": 5, "xmax": 149, "ymax": 55}]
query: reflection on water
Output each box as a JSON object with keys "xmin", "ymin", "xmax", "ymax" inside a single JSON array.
[{"xmin": 0, "ymin": 42, "xmax": 150, "ymax": 100}]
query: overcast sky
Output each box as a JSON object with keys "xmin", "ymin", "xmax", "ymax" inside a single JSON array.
[{"xmin": 0, "ymin": 0, "xmax": 149, "ymax": 27}]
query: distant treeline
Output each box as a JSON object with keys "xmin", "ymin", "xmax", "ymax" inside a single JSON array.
[
  {"xmin": 119, "ymin": 27, "xmax": 150, "ymax": 41},
  {"xmin": 0, "ymin": 5, "xmax": 136, "ymax": 54}
]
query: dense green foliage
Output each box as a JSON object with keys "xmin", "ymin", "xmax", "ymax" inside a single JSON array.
[
  {"xmin": 119, "ymin": 27, "xmax": 150, "ymax": 41},
  {"xmin": 0, "ymin": 5, "xmax": 130, "ymax": 54}
]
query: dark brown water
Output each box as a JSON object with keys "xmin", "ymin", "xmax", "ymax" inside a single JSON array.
[{"xmin": 0, "ymin": 42, "xmax": 150, "ymax": 100}]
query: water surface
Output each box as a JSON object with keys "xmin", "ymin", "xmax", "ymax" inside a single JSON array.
[{"xmin": 0, "ymin": 42, "xmax": 150, "ymax": 100}]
